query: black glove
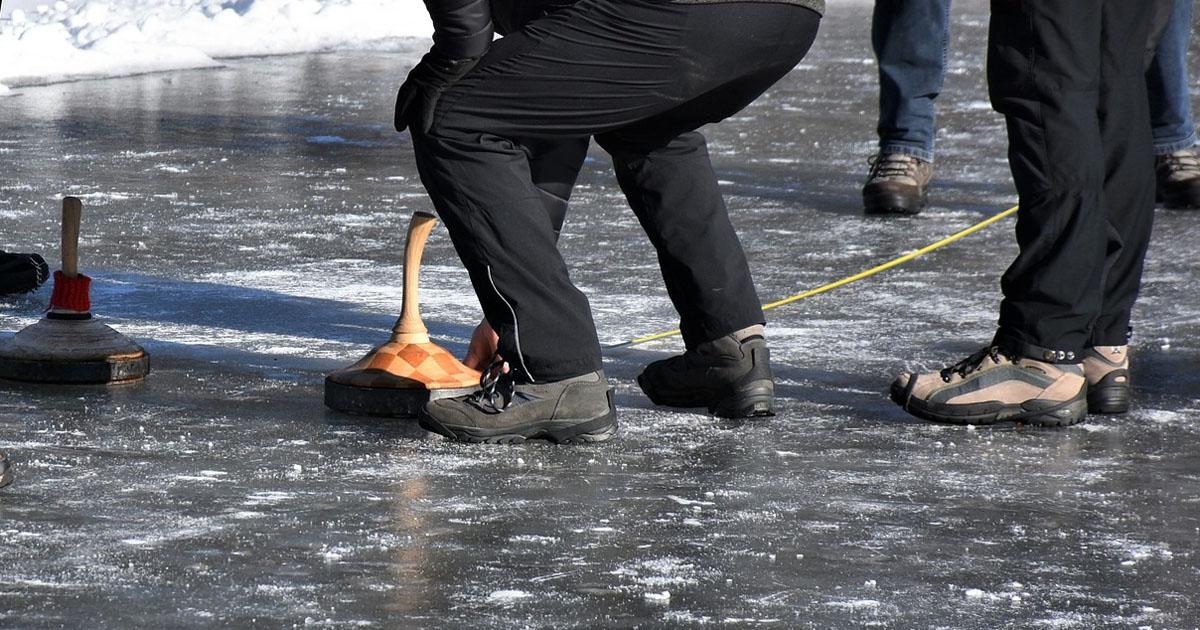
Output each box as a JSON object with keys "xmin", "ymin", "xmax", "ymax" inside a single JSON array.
[
  {"xmin": 394, "ymin": 48, "xmax": 480, "ymax": 135},
  {"xmin": 0, "ymin": 251, "xmax": 49, "ymax": 296}
]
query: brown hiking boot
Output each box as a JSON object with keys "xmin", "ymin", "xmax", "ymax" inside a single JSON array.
[
  {"xmin": 890, "ymin": 346, "xmax": 1087, "ymax": 426},
  {"xmin": 862, "ymin": 153, "xmax": 933, "ymax": 215},
  {"xmin": 1082, "ymin": 345, "xmax": 1130, "ymax": 414},
  {"xmin": 1155, "ymin": 149, "xmax": 1200, "ymax": 209}
]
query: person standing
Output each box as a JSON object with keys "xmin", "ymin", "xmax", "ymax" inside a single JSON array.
[
  {"xmin": 892, "ymin": 0, "xmax": 1161, "ymax": 426},
  {"xmin": 398, "ymin": 0, "xmax": 823, "ymax": 443},
  {"xmin": 863, "ymin": 0, "xmax": 1200, "ymax": 215},
  {"xmin": 1148, "ymin": 0, "xmax": 1200, "ymax": 209},
  {"xmin": 860, "ymin": 0, "xmax": 949, "ymax": 215}
]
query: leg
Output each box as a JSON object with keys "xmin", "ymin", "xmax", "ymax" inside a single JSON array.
[
  {"xmin": 872, "ymin": 0, "xmax": 953, "ymax": 163},
  {"xmin": 589, "ymin": 16, "xmax": 818, "ymax": 417},
  {"xmin": 527, "ymin": 136, "xmax": 589, "ymax": 236},
  {"xmin": 417, "ymin": 0, "xmax": 819, "ymax": 381},
  {"xmin": 413, "ymin": 130, "xmax": 599, "ymax": 383},
  {"xmin": 1090, "ymin": 2, "xmax": 1158, "ymax": 349},
  {"xmin": 594, "ymin": 130, "xmax": 763, "ymax": 350},
  {"xmin": 864, "ymin": 0, "xmax": 950, "ymax": 214},
  {"xmin": 890, "ymin": 0, "xmax": 1153, "ymax": 427},
  {"xmin": 1146, "ymin": 0, "xmax": 1200, "ymax": 208},
  {"xmin": 989, "ymin": 0, "xmax": 1112, "ymax": 361},
  {"xmin": 490, "ymin": 0, "xmax": 591, "ymax": 235},
  {"xmin": 413, "ymin": 1, "xmax": 819, "ymax": 432},
  {"xmin": 1147, "ymin": 0, "xmax": 1195, "ymax": 156}
]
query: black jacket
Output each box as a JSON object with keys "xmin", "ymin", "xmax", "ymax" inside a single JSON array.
[
  {"xmin": 423, "ymin": 0, "xmax": 826, "ymax": 59},
  {"xmin": 425, "ymin": 0, "xmax": 494, "ymax": 58}
]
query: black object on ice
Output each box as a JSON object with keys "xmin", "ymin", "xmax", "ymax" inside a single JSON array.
[
  {"xmin": 0, "ymin": 251, "xmax": 50, "ymax": 296},
  {"xmin": 0, "ymin": 450, "xmax": 12, "ymax": 489}
]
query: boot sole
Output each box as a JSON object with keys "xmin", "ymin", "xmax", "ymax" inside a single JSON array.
[
  {"xmin": 417, "ymin": 410, "xmax": 617, "ymax": 445},
  {"xmin": 1159, "ymin": 188, "xmax": 1200, "ymax": 209},
  {"xmin": 890, "ymin": 381, "xmax": 1087, "ymax": 427},
  {"xmin": 1087, "ymin": 385, "xmax": 1129, "ymax": 415},
  {"xmin": 637, "ymin": 375, "xmax": 774, "ymax": 419},
  {"xmin": 1086, "ymin": 369, "xmax": 1130, "ymax": 415},
  {"xmin": 863, "ymin": 189, "xmax": 927, "ymax": 216},
  {"xmin": 709, "ymin": 381, "xmax": 775, "ymax": 418},
  {"xmin": 417, "ymin": 391, "xmax": 618, "ymax": 445}
]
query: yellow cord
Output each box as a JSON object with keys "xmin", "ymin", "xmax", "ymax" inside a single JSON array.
[{"xmin": 609, "ymin": 205, "xmax": 1019, "ymax": 349}]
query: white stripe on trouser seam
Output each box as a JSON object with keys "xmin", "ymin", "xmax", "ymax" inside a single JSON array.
[{"xmin": 486, "ymin": 265, "xmax": 535, "ymax": 383}]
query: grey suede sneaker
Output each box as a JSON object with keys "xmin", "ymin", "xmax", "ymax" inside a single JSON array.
[
  {"xmin": 863, "ymin": 153, "xmax": 933, "ymax": 215},
  {"xmin": 1082, "ymin": 345, "xmax": 1130, "ymax": 414},
  {"xmin": 418, "ymin": 365, "xmax": 617, "ymax": 444},
  {"xmin": 1, "ymin": 450, "xmax": 12, "ymax": 489},
  {"xmin": 637, "ymin": 334, "xmax": 774, "ymax": 418}
]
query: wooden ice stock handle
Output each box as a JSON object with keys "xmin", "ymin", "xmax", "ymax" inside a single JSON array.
[
  {"xmin": 392, "ymin": 211, "xmax": 438, "ymax": 343},
  {"xmin": 61, "ymin": 196, "xmax": 83, "ymax": 278}
]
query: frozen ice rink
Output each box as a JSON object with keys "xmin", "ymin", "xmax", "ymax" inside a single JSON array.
[{"xmin": 2, "ymin": 2, "xmax": 1199, "ymax": 627}]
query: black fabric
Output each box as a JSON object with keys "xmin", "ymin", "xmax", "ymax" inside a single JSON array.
[
  {"xmin": 425, "ymin": 0, "xmax": 494, "ymax": 58},
  {"xmin": 987, "ymin": 0, "xmax": 1156, "ymax": 358},
  {"xmin": 394, "ymin": 49, "xmax": 480, "ymax": 134},
  {"xmin": 490, "ymin": 0, "xmax": 581, "ymax": 36},
  {"xmin": 0, "ymin": 251, "xmax": 49, "ymax": 296},
  {"xmin": 410, "ymin": 0, "xmax": 821, "ymax": 381}
]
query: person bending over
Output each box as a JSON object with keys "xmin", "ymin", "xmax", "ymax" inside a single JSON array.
[{"xmin": 397, "ymin": 0, "xmax": 822, "ymax": 443}]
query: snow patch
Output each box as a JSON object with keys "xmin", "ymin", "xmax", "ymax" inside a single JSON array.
[
  {"xmin": 487, "ymin": 590, "xmax": 531, "ymax": 603},
  {"xmin": 824, "ymin": 599, "xmax": 881, "ymax": 610},
  {"xmin": 0, "ymin": 0, "xmax": 434, "ymax": 90}
]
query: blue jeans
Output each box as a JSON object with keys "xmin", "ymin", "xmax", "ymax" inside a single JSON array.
[
  {"xmin": 1147, "ymin": 0, "xmax": 1197, "ymax": 155},
  {"xmin": 874, "ymin": 0, "xmax": 1196, "ymax": 161},
  {"xmin": 872, "ymin": 0, "xmax": 952, "ymax": 163}
]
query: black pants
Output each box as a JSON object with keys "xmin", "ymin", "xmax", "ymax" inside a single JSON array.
[
  {"xmin": 412, "ymin": 0, "xmax": 821, "ymax": 382},
  {"xmin": 987, "ymin": 0, "xmax": 1156, "ymax": 362}
]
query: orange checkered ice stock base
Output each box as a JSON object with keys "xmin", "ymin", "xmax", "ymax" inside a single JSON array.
[
  {"xmin": 328, "ymin": 340, "xmax": 480, "ymax": 391},
  {"xmin": 323, "ymin": 211, "xmax": 482, "ymax": 417}
]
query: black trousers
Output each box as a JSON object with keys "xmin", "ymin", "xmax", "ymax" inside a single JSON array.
[
  {"xmin": 987, "ymin": 0, "xmax": 1156, "ymax": 362},
  {"xmin": 412, "ymin": 0, "xmax": 821, "ymax": 381}
]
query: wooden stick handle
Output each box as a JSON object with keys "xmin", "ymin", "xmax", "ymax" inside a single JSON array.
[
  {"xmin": 61, "ymin": 197, "xmax": 82, "ymax": 278},
  {"xmin": 392, "ymin": 211, "xmax": 438, "ymax": 344}
]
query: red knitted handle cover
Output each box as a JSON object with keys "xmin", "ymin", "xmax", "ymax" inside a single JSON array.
[{"xmin": 49, "ymin": 271, "xmax": 91, "ymax": 312}]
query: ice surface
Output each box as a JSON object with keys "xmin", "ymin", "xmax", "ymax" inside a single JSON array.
[
  {"xmin": 2, "ymin": 1, "xmax": 1200, "ymax": 628},
  {"xmin": 0, "ymin": 0, "xmax": 433, "ymax": 90}
]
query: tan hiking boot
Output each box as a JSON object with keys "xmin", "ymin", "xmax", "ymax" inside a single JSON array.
[
  {"xmin": 863, "ymin": 153, "xmax": 933, "ymax": 215},
  {"xmin": 1082, "ymin": 345, "xmax": 1130, "ymax": 414},
  {"xmin": 891, "ymin": 346, "xmax": 1087, "ymax": 426},
  {"xmin": 1155, "ymin": 149, "xmax": 1200, "ymax": 209}
]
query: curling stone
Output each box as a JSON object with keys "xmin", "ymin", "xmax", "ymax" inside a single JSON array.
[
  {"xmin": 0, "ymin": 197, "xmax": 149, "ymax": 384},
  {"xmin": 324, "ymin": 211, "xmax": 480, "ymax": 417}
]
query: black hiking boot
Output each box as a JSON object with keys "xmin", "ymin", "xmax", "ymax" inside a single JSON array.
[
  {"xmin": 637, "ymin": 334, "xmax": 774, "ymax": 418},
  {"xmin": 418, "ymin": 364, "xmax": 617, "ymax": 444},
  {"xmin": 1, "ymin": 450, "xmax": 12, "ymax": 489}
]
